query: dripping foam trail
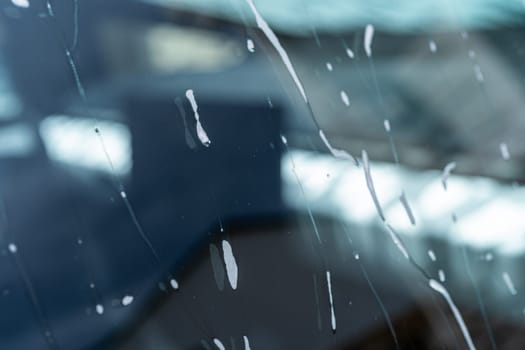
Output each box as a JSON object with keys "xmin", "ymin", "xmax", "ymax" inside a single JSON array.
[
  {"xmin": 246, "ymin": 0, "xmax": 358, "ymax": 163},
  {"xmin": 429, "ymin": 279, "xmax": 476, "ymax": 350}
]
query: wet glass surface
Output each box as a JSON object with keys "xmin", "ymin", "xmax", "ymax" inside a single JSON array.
[{"xmin": 1, "ymin": 0, "xmax": 525, "ymax": 349}]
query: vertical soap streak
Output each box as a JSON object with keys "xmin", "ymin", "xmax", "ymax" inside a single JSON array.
[
  {"xmin": 213, "ymin": 338, "xmax": 226, "ymax": 350},
  {"xmin": 210, "ymin": 243, "xmax": 226, "ymax": 291},
  {"xmin": 246, "ymin": 39, "xmax": 255, "ymax": 52},
  {"xmin": 340, "ymin": 90, "xmax": 350, "ymax": 106},
  {"xmin": 399, "ymin": 191, "xmax": 416, "ymax": 225},
  {"xmin": 438, "ymin": 269, "xmax": 446, "ymax": 282},
  {"xmin": 429, "ymin": 279, "xmax": 476, "ymax": 350},
  {"xmin": 502, "ymin": 272, "xmax": 517, "ymax": 295},
  {"xmin": 441, "ymin": 162, "xmax": 456, "ymax": 190},
  {"xmin": 243, "ymin": 336, "xmax": 252, "ymax": 350},
  {"xmin": 319, "ymin": 130, "xmax": 357, "ymax": 164},
  {"xmin": 326, "ymin": 270, "xmax": 337, "ymax": 333},
  {"xmin": 362, "ymin": 150, "xmax": 385, "ymax": 221},
  {"xmin": 428, "ymin": 250, "xmax": 437, "ymax": 262},
  {"xmin": 499, "ymin": 143, "xmax": 510, "ymax": 160},
  {"xmin": 384, "ymin": 224, "xmax": 409, "ymax": 260},
  {"xmin": 364, "ymin": 24, "xmax": 375, "ymax": 57},
  {"xmin": 222, "ymin": 240, "xmax": 238, "ymax": 290},
  {"xmin": 245, "ymin": 0, "xmax": 307, "ymax": 102},
  {"xmin": 185, "ymin": 89, "xmax": 211, "ymax": 147}
]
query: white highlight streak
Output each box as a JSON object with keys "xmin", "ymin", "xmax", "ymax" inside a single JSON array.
[
  {"xmin": 319, "ymin": 130, "xmax": 355, "ymax": 162},
  {"xmin": 499, "ymin": 143, "xmax": 510, "ymax": 160},
  {"xmin": 428, "ymin": 250, "xmax": 436, "ymax": 262},
  {"xmin": 385, "ymin": 224, "xmax": 409, "ymax": 260},
  {"xmin": 383, "ymin": 119, "xmax": 391, "ymax": 132},
  {"xmin": 185, "ymin": 89, "xmax": 211, "ymax": 147},
  {"xmin": 362, "ymin": 150, "xmax": 385, "ymax": 221},
  {"xmin": 247, "ymin": 39, "xmax": 255, "ymax": 52},
  {"xmin": 438, "ymin": 269, "xmax": 446, "ymax": 282},
  {"xmin": 243, "ymin": 335, "xmax": 252, "ymax": 350},
  {"xmin": 429, "ymin": 279, "xmax": 476, "ymax": 350},
  {"xmin": 326, "ymin": 270, "xmax": 337, "ymax": 332},
  {"xmin": 222, "ymin": 240, "xmax": 238, "ymax": 290},
  {"xmin": 364, "ymin": 24, "xmax": 375, "ymax": 57},
  {"xmin": 503, "ymin": 272, "xmax": 517, "ymax": 295},
  {"xmin": 213, "ymin": 338, "xmax": 226, "ymax": 350},
  {"xmin": 340, "ymin": 91, "xmax": 350, "ymax": 106},
  {"xmin": 245, "ymin": 0, "xmax": 307, "ymax": 102},
  {"xmin": 441, "ymin": 162, "xmax": 456, "ymax": 190}
]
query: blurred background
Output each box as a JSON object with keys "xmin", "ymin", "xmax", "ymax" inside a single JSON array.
[{"xmin": 1, "ymin": 0, "xmax": 525, "ymax": 349}]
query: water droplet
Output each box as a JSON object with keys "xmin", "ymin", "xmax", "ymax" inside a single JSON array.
[
  {"xmin": 429, "ymin": 40, "xmax": 437, "ymax": 53},
  {"xmin": 122, "ymin": 295, "xmax": 134, "ymax": 306},
  {"xmin": 170, "ymin": 279, "xmax": 179, "ymax": 290},
  {"xmin": 246, "ymin": 39, "xmax": 255, "ymax": 52},
  {"xmin": 340, "ymin": 90, "xmax": 350, "ymax": 106},
  {"xmin": 8, "ymin": 243, "xmax": 17, "ymax": 253}
]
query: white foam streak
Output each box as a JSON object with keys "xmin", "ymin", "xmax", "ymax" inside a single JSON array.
[
  {"xmin": 364, "ymin": 24, "xmax": 375, "ymax": 57},
  {"xmin": 428, "ymin": 249, "xmax": 436, "ymax": 262},
  {"xmin": 326, "ymin": 270, "xmax": 337, "ymax": 332},
  {"xmin": 213, "ymin": 338, "xmax": 226, "ymax": 350},
  {"xmin": 247, "ymin": 39, "xmax": 255, "ymax": 52},
  {"xmin": 503, "ymin": 272, "xmax": 517, "ymax": 295},
  {"xmin": 245, "ymin": 0, "xmax": 307, "ymax": 102},
  {"xmin": 340, "ymin": 91, "xmax": 350, "ymax": 106},
  {"xmin": 385, "ymin": 224, "xmax": 409, "ymax": 260},
  {"xmin": 243, "ymin": 336, "xmax": 252, "ymax": 350},
  {"xmin": 185, "ymin": 89, "xmax": 211, "ymax": 147},
  {"xmin": 429, "ymin": 279, "xmax": 476, "ymax": 350},
  {"xmin": 362, "ymin": 150, "xmax": 385, "ymax": 221},
  {"xmin": 441, "ymin": 162, "xmax": 456, "ymax": 190},
  {"xmin": 319, "ymin": 130, "xmax": 355, "ymax": 162},
  {"xmin": 222, "ymin": 240, "xmax": 239, "ymax": 290},
  {"xmin": 499, "ymin": 143, "xmax": 510, "ymax": 160}
]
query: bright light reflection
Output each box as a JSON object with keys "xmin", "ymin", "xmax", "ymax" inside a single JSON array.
[
  {"xmin": 39, "ymin": 115, "xmax": 131, "ymax": 175},
  {"xmin": 283, "ymin": 149, "xmax": 525, "ymax": 256}
]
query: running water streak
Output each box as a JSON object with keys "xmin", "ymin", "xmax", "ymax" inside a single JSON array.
[
  {"xmin": 362, "ymin": 150, "xmax": 385, "ymax": 221},
  {"xmin": 245, "ymin": 0, "xmax": 307, "ymax": 102},
  {"xmin": 429, "ymin": 279, "xmax": 476, "ymax": 350},
  {"xmin": 326, "ymin": 270, "xmax": 337, "ymax": 332}
]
